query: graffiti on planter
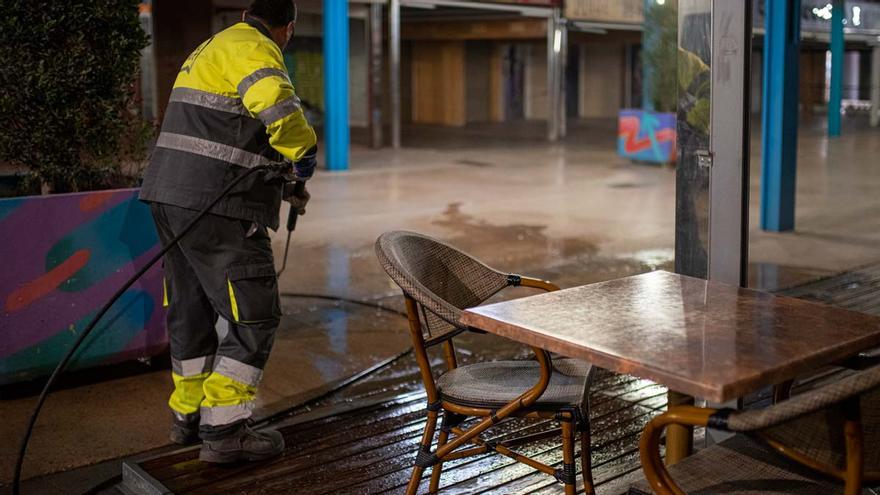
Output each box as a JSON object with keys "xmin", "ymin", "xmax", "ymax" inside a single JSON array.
[
  {"xmin": 0, "ymin": 189, "xmax": 166, "ymax": 385},
  {"xmin": 618, "ymin": 109, "xmax": 677, "ymax": 163}
]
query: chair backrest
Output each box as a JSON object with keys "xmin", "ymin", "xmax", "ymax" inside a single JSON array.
[
  {"xmin": 728, "ymin": 365, "xmax": 880, "ymax": 476},
  {"xmin": 375, "ymin": 231, "xmax": 511, "ymax": 345}
]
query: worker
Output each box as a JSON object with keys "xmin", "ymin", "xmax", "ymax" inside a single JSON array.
[{"xmin": 138, "ymin": 0, "xmax": 316, "ymax": 463}]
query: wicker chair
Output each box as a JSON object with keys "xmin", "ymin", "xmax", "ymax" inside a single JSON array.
[
  {"xmin": 631, "ymin": 365, "xmax": 880, "ymax": 494},
  {"xmin": 375, "ymin": 231, "xmax": 596, "ymax": 495}
]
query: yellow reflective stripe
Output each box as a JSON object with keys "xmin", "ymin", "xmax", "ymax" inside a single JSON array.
[
  {"xmin": 227, "ymin": 278, "xmax": 240, "ymax": 322},
  {"xmin": 256, "ymin": 95, "xmax": 302, "ymax": 125},
  {"xmin": 201, "ymin": 372, "xmax": 258, "ymax": 425},
  {"xmin": 239, "ymin": 72, "xmax": 295, "ymax": 116},
  {"xmin": 172, "ymin": 355, "xmax": 215, "ymax": 377},
  {"xmin": 266, "ymin": 107, "xmax": 317, "ymax": 163},
  {"xmin": 155, "ymin": 132, "xmax": 272, "ymax": 169},
  {"xmin": 169, "ymin": 371, "xmax": 210, "ymax": 416},
  {"xmin": 213, "ymin": 357, "xmax": 263, "ymax": 387},
  {"xmin": 162, "ymin": 278, "xmax": 169, "ymax": 307},
  {"xmin": 168, "ymin": 87, "xmax": 249, "ymax": 116},
  {"xmin": 200, "ymin": 402, "xmax": 255, "ymax": 426},
  {"xmin": 237, "ymin": 68, "xmax": 289, "ymax": 99}
]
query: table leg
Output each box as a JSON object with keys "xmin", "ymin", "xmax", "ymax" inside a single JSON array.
[{"xmin": 665, "ymin": 391, "xmax": 694, "ymax": 466}]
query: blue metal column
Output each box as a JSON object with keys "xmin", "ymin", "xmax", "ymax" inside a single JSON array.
[
  {"xmin": 760, "ymin": 0, "xmax": 800, "ymax": 232},
  {"xmin": 828, "ymin": 0, "xmax": 844, "ymax": 137},
  {"xmin": 323, "ymin": 0, "xmax": 349, "ymax": 171}
]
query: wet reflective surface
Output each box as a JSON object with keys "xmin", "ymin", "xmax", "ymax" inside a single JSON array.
[
  {"xmin": 6, "ymin": 113, "xmax": 880, "ymax": 485},
  {"xmin": 132, "ymin": 367, "xmax": 669, "ymax": 495},
  {"xmin": 463, "ymin": 271, "xmax": 880, "ymax": 402},
  {"xmin": 124, "ymin": 259, "xmax": 880, "ymax": 494}
]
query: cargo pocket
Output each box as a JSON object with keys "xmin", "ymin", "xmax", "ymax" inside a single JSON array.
[{"xmin": 226, "ymin": 262, "xmax": 280, "ymax": 323}]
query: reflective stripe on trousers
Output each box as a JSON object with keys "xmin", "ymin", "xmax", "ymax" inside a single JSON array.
[
  {"xmin": 169, "ymin": 353, "xmax": 264, "ymax": 426},
  {"xmin": 168, "ymin": 355, "xmax": 214, "ymax": 417},
  {"xmin": 199, "ymin": 356, "xmax": 263, "ymax": 426}
]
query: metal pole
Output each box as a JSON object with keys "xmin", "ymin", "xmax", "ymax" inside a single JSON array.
[
  {"xmin": 546, "ymin": 10, "xmax": 562, "ymax": 142},
  {"xmin": 546, "ymin": 15, "xmax": 557, "ymax": 141},
  {"xmin": 559, "ymin": 14, "xmax": 568, "ymax": 139},
  {"xmin": 760, "ymin": 0, "xmax": 799, "ymax": 232},
  {"xmin": 829, "ymin": 0, "xmax": 844, "ymax": 137},
  {"xmin": 323, "ymin": 0, "xmax": 350, "ymax": 170},
  {"xmin": 369, "ymin": 3, "xmax": 384, "ymax": 148},
  {"xmin": 389, "ymin": 0, "xmax": 401, "ymax": 149},
  {"xmin": 871, "ymin": 45, "xmax": 880, "ymax": 128}
]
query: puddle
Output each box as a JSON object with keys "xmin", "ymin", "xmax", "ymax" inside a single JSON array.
[{"xmin": 433, "ymin": 202, "xmax": 600, "ymax": 268}]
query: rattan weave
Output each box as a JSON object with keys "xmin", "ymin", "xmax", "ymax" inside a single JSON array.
[
  {"xmin": 727, "ymin": 366, "xmax": 880, "ymax": 432},
  {"xmin": 727, "ymin": 366, "xmax": 880, "ymax": 472},
  {"xmin": 628, "ymin": 434, "xmax": 849, "ymax": 494},
  {"xmin": 375, "ymin": 231, "xmax": 512, "ymax": 343},
  {"xmin": 437, "ymin": 358, "xmax": 593, "ymax": 410},
  {"xmin": 375, "ymin": 230, "xmax": 596, "ymax": 494}
]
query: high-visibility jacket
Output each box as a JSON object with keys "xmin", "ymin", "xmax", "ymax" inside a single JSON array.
[{"xmin": 139, "ymin": 18, "xmax": 316, "ymax": 230}]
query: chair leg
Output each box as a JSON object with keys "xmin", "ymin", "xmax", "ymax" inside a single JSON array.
[
  {"xmin": 561, "ymin": 420, "xmax": 577, "ymax": 495},
  {"xmin": 407, "ymin": 409, "xmax": 440, "ymax": 495},
  {"xmin": 428, "ymin": 429, "xmax": 449, "ymax": 494},
  {"xmin": 430, "ymin": 411, "xmax": 466, "ymax": 493},
  {"xmin": 580, "ymin": 421, "xmax": 596, "ymax": 495}
]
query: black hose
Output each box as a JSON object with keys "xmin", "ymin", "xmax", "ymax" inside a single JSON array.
[
  {"xmin": 12, "ymin": 164, "xmax": 275, "ymax": 495},
  {"xmin": 279, "ymin": 292, "xmax": 406, "ymax": 317}
]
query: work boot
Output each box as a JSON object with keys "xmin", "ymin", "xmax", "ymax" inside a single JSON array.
[
  {"xmin": 170, "ymin": 414, "xmax": 200, "ymax": 445},
  {"xmin": 199, "ymin": 424, "xmax": 284, "ymax": 463}
]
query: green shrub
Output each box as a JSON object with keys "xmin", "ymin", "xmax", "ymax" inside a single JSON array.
[{"xmin": 0, "ymin": 0, "xmax": 151, "ymax": 194}]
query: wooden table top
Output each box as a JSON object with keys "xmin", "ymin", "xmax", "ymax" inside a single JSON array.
[{"xmin": 460, "ymin": 271, "xmax": 880, "ymax": 402}]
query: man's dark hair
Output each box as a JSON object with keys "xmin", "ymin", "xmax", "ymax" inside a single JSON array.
[{"xmin": 247, "ymin": 0, "xmax": 297, "ymax": 27}]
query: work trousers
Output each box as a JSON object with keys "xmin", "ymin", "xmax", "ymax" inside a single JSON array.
[{"xmin": 149, "ymin": 203, "xmax": 281, "ymax": 439}]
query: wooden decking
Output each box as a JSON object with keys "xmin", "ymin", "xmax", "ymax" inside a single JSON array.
[
  {"xmin": 780, "ymin": 262, "xmax": 880, "ymax": 316},
  {"xmin": 123, "ymin": 369, "xmax": 667, "ymax": 494},
  {"xmin": 120, "ymin": 263, "xmax": 880, "ymax": 494}
]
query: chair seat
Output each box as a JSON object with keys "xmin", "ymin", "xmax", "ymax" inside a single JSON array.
[
  {"xmin": 436, "ymin": 358, "xmax": 592, "ymax": 410},
  {"xmin": 628, "ymin": 434, "xmax": 857, "ymax": 495}
]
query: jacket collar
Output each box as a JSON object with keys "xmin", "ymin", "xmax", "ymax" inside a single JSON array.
[{"xmin": 243, "ymin": 16, "xmax": 275, "ymax": 43}]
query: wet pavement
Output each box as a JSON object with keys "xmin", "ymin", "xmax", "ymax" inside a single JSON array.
[{"xmin": 4, "ymin": 115, "xmax": 880, "ymax": 487}]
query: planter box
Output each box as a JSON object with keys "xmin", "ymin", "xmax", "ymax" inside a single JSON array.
[
  {"xmin": 617, "ymin": 109, "xmax": 677, "ymax": 164},
  {"xmin": 0, "ymin": 188, "xmax": 166, "ymax": 385}
]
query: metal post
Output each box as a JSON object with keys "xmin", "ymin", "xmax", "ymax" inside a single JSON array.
[
  {"xmin": 559, "ymin": 15, "xmax": 568, "ymax": 139},
  {"xmin": 369, "ymin": 3, "xmax": 384, "ymax": 148},
  {"xmin": 323, "ymin": 0, "xmax": 350, "ymax": 170},
  {"xmin": 829, "ymin": 0, "xmax": 844, "ymax": 137},
  {"xmin": 546, "ymin": 9, "xmax": 564, "ymax": 142},
  {"xmin": 547, "ymin": 14, "xmax": 558, "ymax": 141},
  {"xmin": 709, "ymin": 0, "xmax": 751, "ymax": 286},
  {"xmin": 760, "ymin": 0, "xmax": 800, "ymax": 232},
  {"xmin": 389, "ymin": 0, "xmax": 401, "ymax": 149},
  {"xmin": 871, "ymin": 45, "xmax": 880, "ymax": 128}
]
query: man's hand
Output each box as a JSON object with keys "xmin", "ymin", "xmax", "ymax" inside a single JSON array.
[{"xmin": 283, "ymin": 182, "xmax": 310, "ymax": 215}]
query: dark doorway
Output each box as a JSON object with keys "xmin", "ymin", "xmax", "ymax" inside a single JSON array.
[
  {"xmin": 566, "ymin": 44, "xmax": 580, "ymax": 118},
  {"xmin": 502, "ymin": 44, "xmax": 526, "ymax": 120}
]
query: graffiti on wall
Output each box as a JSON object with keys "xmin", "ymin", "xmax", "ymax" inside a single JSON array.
[
  {"xmin": 618, "ymin": 109, "xmax": 677, "ymax": 163},
  {"xmin": 0, "ymin": 189, "xmax": 166, "ymax": 385}
]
